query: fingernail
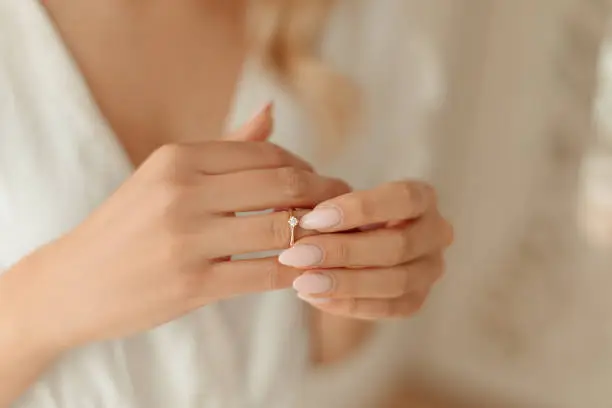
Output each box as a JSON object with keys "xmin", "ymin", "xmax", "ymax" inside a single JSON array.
[
  {"xmin": 293, "ymin": 274, "xmax": 333, "ymax": 294},
  {"xmin": 359, "ymin": 222, "xmax": 385, "ymax": 231},
  {"xmin": 225, "ymin": 102, "xmax": 273, "ymax": 142},
  {"xmin": 278, "ymin": 245, "xmax": 323, "ymax": 267},
  {"xmin": 297, "ymin": 293, "xmax": 331, "ymax": 304},
  {"xmin": 250, "ymin": 102, "xmax": 273, "ymax": 122},
  {"xmin": 300, "ymin": 206, "xmax": 342, "ymax": 230}
]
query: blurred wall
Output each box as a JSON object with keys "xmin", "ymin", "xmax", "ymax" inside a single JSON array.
[{"xmin": 582, "ymin": 24, "xmax": 612, "ymax": 247}]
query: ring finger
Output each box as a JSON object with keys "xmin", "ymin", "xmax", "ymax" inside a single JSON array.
[{"xmin": 202, "ymin": 209, "xmax": 316, "ymax": 258}]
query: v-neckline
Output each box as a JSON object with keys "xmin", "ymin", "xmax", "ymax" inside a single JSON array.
[
  {"xmin": 33, "ymin": 0, "xmax": 252, "ymax": 172},
  {"xmin": 25, "ymin": 0, "xmax": 314, "ymax": 390}
]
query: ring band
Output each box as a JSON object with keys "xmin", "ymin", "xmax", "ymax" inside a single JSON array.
[{"xmin": 287, "ymin": 209, "xmax": 299, "ymax": 247}]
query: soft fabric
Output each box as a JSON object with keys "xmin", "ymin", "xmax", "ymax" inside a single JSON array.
[{"xmin": 0, "ymin": 0, "xmax": 611, "ymax": 407}]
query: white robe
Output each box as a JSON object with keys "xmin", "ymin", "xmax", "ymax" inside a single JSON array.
[{"xmin": 0, "ymin": 0, "xmax": 611, "ymax": 407}]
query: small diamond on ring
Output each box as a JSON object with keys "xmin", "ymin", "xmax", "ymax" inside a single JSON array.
[{"xmin": 287, "ymin": 211, "xmax": 299, "ymax": 247}]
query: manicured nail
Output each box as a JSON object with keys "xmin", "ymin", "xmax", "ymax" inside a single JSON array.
[
  {"xmin": 250, "ymin": 102, "xmax": 273, "ymax": 122},
  {"xmin": 225, "ymin": 102, "xmax": 273, "ymax": 141},
  {"xmin": 278, "ymin": 245, "xmax": 323, "ymax": 267},
  {"xmin": 293, "ymin": 274, "xmax": 333, "ymax": 294},
  {"xmin": 359, "ymin": 222, "xmax": 385, "ymax": 231},
  {"xmin": 300, "ymin": 206, "xmax": 342, "ymax": 230},
  {"xmin": 297, "ymin": 293, "xmax": 331, "ymax": 304}
]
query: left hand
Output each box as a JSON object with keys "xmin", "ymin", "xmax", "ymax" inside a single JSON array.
[{"xmin": 278, "ymin": 180, "xmax": 454, "ymax": 319}]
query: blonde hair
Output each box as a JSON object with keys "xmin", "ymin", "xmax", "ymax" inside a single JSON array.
[{"xmin": 249, "ymin": 0, "xmax": 359, "ymax": 153}]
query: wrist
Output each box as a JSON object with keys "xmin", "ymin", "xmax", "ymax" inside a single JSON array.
[{"xmin": 0, "ymin": 256, "xmax": 66, "ymax": 364}]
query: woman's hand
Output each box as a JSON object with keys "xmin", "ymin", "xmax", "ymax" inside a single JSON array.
[
  {"xmin": 278, "ymin": 180, "xmax": 453, "ymax": 319},
  {"xmin": 0, "ymin": 109, "xmax": 350, "ymax": 356}
]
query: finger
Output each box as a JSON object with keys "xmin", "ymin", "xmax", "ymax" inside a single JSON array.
[
  {"xmin": 195, "ymin": 257, "xmax": 302, "ymax": 300},
  {"xmin": 291, "ymin": 256, "xmax": 443, "ymax": 299},
  {"xmin": 299, "ymin": 292, "xmax": 428, "ymax": 319},
  {"xmin": 224, "ymin": 103, "xmax": 274, "ymax": 142},
  {"xmin": 202, "ymin": 209, "xmax": 317, "ymax": 258},
  {"xmin": 278, "ymin": 214, "xmax": 447, "ymax": 269},
  {"xmin": 299, "ymin": 180, "xmax": 435, "ymax": 232},
  {"xmin": 153, "ymin": 141, "xmax": 313, "ymax": 176},
  {"xmin": 201, "ymin": 167, "xmax": 351, "ymax": 213}
]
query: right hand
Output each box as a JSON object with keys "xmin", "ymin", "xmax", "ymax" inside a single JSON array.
[{"xmin": 0, "ymin": 107, "xmax": 350, "ymax": 355}]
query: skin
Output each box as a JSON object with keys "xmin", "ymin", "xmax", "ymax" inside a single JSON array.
[
  {"xmin": 0, "ymin": 0, "xmax": 453, "ymax": 406},
  {"xmin": 0, "ymin": 109, "xmax": 352, "ymax": 405},
  {"xmin": 287, "ymin": 181, "xmax": 451, "ymax": 316}
]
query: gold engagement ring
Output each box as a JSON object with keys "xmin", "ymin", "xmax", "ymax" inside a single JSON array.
[{"xmin": 287, "ymin": 209, "xmax": 299, "ymax": 247}]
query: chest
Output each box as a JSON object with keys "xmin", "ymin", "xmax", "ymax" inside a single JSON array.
[{"xmin": 45, "ymin": 2, "xmax": 247, "ymax": 166}]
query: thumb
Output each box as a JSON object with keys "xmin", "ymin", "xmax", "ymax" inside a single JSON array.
[{"xmin": 224, "ymin": 103, "xmax": 274, "ymax": 142}]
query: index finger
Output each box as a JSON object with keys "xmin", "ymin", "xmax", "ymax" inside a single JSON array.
[{"xmin": 176, "ymin": 141, "xmax": 314, "ymax": 174}]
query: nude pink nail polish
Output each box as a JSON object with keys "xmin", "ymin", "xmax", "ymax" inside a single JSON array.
[
  {"xmin": 278, "ymin": 245, "xmax": 323, "ymax": 268},
  {"xmin": 300, "ymin": 207, "xmax": 342, "ymax": 230},
  {"xmin": 293, "ymin": 274, "xmax": 332, "ymax": 294}
]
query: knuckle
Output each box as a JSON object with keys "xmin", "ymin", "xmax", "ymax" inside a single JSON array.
[
  {"xmin": 388, "ymin": 231, "xmax": 410, "ymax": 266},
  {"xmin": 263, "ymin": 143, "xmax": 290, "ymax": 166},
  {"xmin": 386, "ymin": 299, "xmax": 398, "ymax": 318},
  {"xmin": 368, "ymin": 300, "xmax": 393, "ymax": 319},
  {"xmin": 325, "ymin": 272, "xmax": 340, "ymax": 294},
  {"xmin": 389, "ymin": 281, "xmax": 407, "ymax": 299},
  {"xmin": 337, "ymin": 298, "xmax": 358, "ymax": 315},
  {"xmin": 394, "ymin": 294, "xmax": 424, "ymax": 317},
  {"xmin": 268, "ymin": 214, "xmax": 290, "ymax": 248},
  {"xmin": 396, "ymin": 181, "xmax": 435, "ymax": 215},
  {"xmin": 175, "ymin": 273, "xmax": 202, "ymax": 300},
  {"xmin": 265, "ymin": 262, "xmax": 301, "ymax": 291},
  {"xmin": 345, "ymin": 195, "xmax": 375, "ymax": 220},
  {"xmin": 266, "ymin": 261, "xmax": 289, "ymax": 290},
  {"xmin": 159, "ymin": 234, "xmax": 191, "ymax": 266},
  {"xmin": 149, "ymin": 144, "xmax": 187, "ymax": 182},
  {"xmin": 266, "ymin": 262, "xmax": 280, "ymax": 290},
  {"xmin": 394, "ymin": 270, "xmax": 412, "ymax": 297},
  {"xmin": 153, "ymin": 144, "xmax": 183, "ymax": 168},
  {"xmin": 158, "ymin": 183, "xmax": 182, "ymax": 205},
  {"xmin": 348, "ymin": 298, "xmax": 359, "ymax": 314},
  {"xmin": 395, "ymin": 180, "xmax": 417, "ymax": 206},
  {"xmin": 277, "ymin": 167, "xmax": 309, "ymax": 200},
  {"xmin": 329, "ymin": 240, "xmax": 351, "ymax": 265},
  {"xmin": 157, "ymin": 186, "xmax": 189, "ymax": 227}
]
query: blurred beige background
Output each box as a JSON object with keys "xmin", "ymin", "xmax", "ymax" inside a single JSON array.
[
  {"xmin": 384, "ymin": 18, "xmax": 612, "ymax": 408},
  {"xmin": 581, "ymin": 24, "xmax": 612, "ymax": 248}
]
